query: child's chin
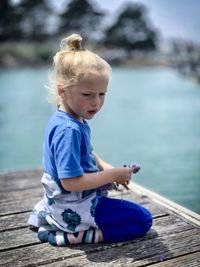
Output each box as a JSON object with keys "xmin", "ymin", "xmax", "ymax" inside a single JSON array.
[
  {"xmin": 86, "ymin": 113, "xmax": 96, "ymax": 119},
  {"xmin": 85, "ymin": 115, "xmax": 94, "ymax": 120}
]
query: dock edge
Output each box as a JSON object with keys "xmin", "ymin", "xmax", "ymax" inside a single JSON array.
[{"xmin": 129, "ymin": 182, "xmax": 200, "ymax": 227}]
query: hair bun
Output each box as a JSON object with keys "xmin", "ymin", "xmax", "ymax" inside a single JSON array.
[{"xmin": 60, "ymin": 34, "xmax": 83, "ymax": 51}]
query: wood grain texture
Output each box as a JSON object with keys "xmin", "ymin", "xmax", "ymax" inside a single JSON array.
[{"xmin": 0, "ymin": 168, "xmax": 199, "ymax": 267}]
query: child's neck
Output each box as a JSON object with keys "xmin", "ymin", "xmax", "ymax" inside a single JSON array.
[{"xmin": 59, "ymin": 104, "xmax": 83, "ymax": 123}]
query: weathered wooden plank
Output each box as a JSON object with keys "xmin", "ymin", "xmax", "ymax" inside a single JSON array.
[
  {"xmin": 0, "ymin": 169, "xmax": 168, "ymax": 218},
  {"xmin": 0, "ymin": 243, "xmax": 82, "ymax": 267},
  {"xmin": 0, "ymin": 214, "xmax": 195, "ymax": 252},
  {"xmin": 0, "ymin": 169, "xmax": 199, "ymax": 267},
  {"xmin": 130, "ymin": 182, "xmax": 200, "ymax": 228},
  {"xmin": 0, "ymin": 228, "xmax": 199, "ymax": 267},
  {"xmin": 0, "ymin": 185, "xmax": 145, "ymax": 203},
  {"xmin": 145, "ymin": 251, "xmax": 200, "ymax": 267},
  {"xmin": 112, "ymin": 190, "xmax": 170, "ymax": 218},
  {"xmin": 0, "ymin": 227, "xmax": 39, "ymax": 251},
  {"xmin": 0, "ymin": 198, "xmax": 156, "ymax": 219},
  {"xmin": 0, "ymin": 186, "xmax": 168, "ymax": 217},
  {"xmin": 0, "ymin": 185, "xmax": 42, "ymax": 215},
  {"xmin": 33, "ymin": 230, "xmax": 200, "ymax": 267},
  {"xmin": 0, "ymin": 196, "xmax": 42, "ymax": 216},
  {"xmin": 0, "ymin": 213, "xmax": 30, "ymax": 232},
  {"xmin": 0, "ymin": 169, "xmax": 152, "ymax": 207},
  {"xmin": 0, "ymin": 169, "xmax": 42, "ymax": 192},
  {"xmin": 0, "ymin": 200, "xmax": 168, "ymax": 233},
  {"xmin": 0, "ymin": 187, "xmax": 43, "ymax": 202},
  {"xmin": 37, "ymin": 249, "xmax": 200, "ymax": 267}
]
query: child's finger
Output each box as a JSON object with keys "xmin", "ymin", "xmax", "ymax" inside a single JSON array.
[{"xmin": 123, "ymin": 182, "xmax": 130, "ymax": 190}]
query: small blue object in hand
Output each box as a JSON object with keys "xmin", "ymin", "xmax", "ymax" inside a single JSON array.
[
  {"xmin": 124, "ymin": 163, "xmax": 141, "ymax": 174},
  {"xmin": 129, "ymin": 163, "xmax": 141, "ymax": 173}
]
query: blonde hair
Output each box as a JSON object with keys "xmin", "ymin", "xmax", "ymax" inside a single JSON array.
[{"xmin": 48, "ymin": 34, "xmax": 111, "ymax": 104}]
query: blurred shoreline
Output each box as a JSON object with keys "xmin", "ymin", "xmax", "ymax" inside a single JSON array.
[
  {"xmin": 0, "ymin": 40, "xmax": 200, "ymax": 84},
  {"xmin": 0, "ymin": 42, "xmax": 54, "ymax": 68},
  {"xmin": 0, "ymin": 41, "xmax": 169, "ymax": 68}
]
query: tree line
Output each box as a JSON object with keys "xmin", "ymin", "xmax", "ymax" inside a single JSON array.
[{"xmin": 0, "ymin": 0, "xmax": 158, "ymax": 52}]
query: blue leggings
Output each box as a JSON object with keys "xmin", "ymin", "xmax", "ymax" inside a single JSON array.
[{"xmin": 95, "ymin": 197, "xmax": 152, "ymax": 242}]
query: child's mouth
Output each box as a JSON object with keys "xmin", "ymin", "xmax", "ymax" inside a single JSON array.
[{"xmin": 88, "ymin": 110, "xmax": 97, "ymax": 115}]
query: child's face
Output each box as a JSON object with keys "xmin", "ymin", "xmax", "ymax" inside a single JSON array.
[{"xmin": 60, "ymin": 73, "xmax": 109, "ymax": 121}]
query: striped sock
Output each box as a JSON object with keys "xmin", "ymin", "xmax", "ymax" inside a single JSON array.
[
  {"xmin": 37, "ymin": 225, "xmax": 52, "ymax": 242},
  {"xmin": 48, "ymin": 229, "xmax": 99, "ymax": 246}
]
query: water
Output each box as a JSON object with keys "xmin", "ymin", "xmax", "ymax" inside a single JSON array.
[
  {"xmin": 0, "ymin": 68, "xmax": 52, "ymax": 170},
  {"xmin": 0, "ymin": 67, "xmax": 200, "ymax": 214}
]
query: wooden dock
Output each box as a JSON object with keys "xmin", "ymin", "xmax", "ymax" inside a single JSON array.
[{"xmin": 0, "ymin": 168, "xmax": 200, "ymax": 267}]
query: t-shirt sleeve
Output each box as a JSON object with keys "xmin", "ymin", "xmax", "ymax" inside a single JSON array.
[{"xmin": 52, "ymin": 128, "xmax": 84, "ymax": 179}]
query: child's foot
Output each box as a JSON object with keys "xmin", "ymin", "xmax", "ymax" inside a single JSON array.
[
  {"xmin": 37, "ymin": 225, "xmax": 52, "ymax": 242},
  {"xmin": 48, "ymin": 228, "xmax": 100, "ymax": 246}
]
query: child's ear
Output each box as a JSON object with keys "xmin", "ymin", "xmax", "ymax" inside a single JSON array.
[{"xmin": 57, "ymin": 85, "xmax": 65, "ymax": 98}]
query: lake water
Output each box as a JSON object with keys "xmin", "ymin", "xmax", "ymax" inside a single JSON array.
[{"xmin": 0, "ymin": 67, "xmax": 200, "ymax": 214}]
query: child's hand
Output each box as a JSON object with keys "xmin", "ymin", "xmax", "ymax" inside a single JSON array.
[
  {"xmin": 115, "ymin": 163, "xmax": 141, "ymax": 190},
  {"xmin": 114, "ymin": 167, "xmax": 133, "ymax": 190}
]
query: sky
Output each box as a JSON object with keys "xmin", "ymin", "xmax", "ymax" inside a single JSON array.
[{"xmin": 92, "ymin": 0, "xmax": 200, "ymax": 44}]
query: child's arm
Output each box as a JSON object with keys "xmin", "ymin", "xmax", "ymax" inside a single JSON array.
[
  {"xmin": 60, "ymin": 166, "xmax": 133, "ymax": 192},
  {"xmin": 93, "ymin": 152, "xmax": 113, "ymax": 171}
]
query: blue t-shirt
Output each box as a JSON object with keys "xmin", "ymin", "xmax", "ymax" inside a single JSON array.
[{"xmin": 43, "ymin": 108, "xmax": 99, "ymax": 179}]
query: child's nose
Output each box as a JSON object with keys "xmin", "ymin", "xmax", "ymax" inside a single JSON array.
[{"xmin": 91, "ymin": 96, "xmax": 100, "ymax": 106}]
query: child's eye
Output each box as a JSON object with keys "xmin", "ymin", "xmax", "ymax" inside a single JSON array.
[{"xmin": 82, "ymin": 93, "xmax": 91, "ymax": 96}]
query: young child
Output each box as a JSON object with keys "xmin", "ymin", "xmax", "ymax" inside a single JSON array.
[{"xmin": 28, "ymin": 33, "xmax": 152, "ymax": 246}]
